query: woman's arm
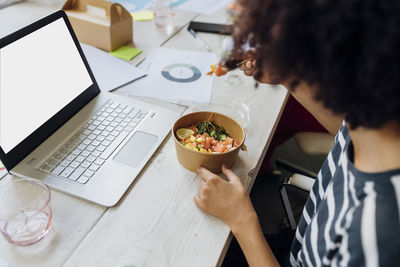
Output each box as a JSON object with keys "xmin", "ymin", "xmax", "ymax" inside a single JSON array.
[
  {"xmin": 232, "ymin": 215, "xmax": 279, "ymax": 267},
  {"xmin": 194, "ymin": 165, "xmax": 279, "ymax": 267}
]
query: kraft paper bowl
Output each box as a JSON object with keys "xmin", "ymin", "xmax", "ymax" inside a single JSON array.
[{"xmin": 172, "ymin": 111, "xmax": 245, "ymax": 173}]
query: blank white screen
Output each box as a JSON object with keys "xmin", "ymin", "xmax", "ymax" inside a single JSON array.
[{"xmin": 0, "ymin": 18, "xmax": 92, "ymax": 154}]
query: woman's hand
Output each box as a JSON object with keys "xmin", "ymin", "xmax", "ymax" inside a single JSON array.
[
  {"xmin": 239, "ymin": 59, "xmax": 257, "ymax": 77},
  {"xmin": 239, "ymin": 58, "xmax": 281, "ymax": 85},
  {"xmin": 194, "ymin": 165, "xmax": 257, "ymax": 232},
  {"xmin": 195, "ymin": 165, "xmax": 279, "ymax": 267}
]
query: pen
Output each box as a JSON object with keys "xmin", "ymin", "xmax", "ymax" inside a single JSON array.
[{"xmin": 188, "ymin": 28, "xmax": 212, "ymax": 52}]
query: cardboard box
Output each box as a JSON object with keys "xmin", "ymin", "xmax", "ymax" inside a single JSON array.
[
  {"xmin": 62, "ymin": 0, "xmax": 133, "ymax": 52},
  {"xmin": 172, "ymin": 112, "xmax": 246, "ymax": 173}
]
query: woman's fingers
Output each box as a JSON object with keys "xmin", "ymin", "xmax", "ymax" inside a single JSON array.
[
  {"xmin": 239, "ymin": 63, "xmax": 247, "ymax": 71},
  {"xmin": 198, "ymin": 167, "xmax": 225, "ymax": 190},
  {"xmin": 197, "ymin": 166, "xmax": 216, "ymax": 182},
  {"xmin": 198, "ymin": 165, "xmax": 241, "ymax": 188},
  {"xmin": 239, "ymin": 59, "xmax": 256, "ymax": 77},
  {"xmin": 245, "ymin": 60, "xmax": 253, "ymax": 69},
  {"xmin": 222, "ymin": 164, "xmax": 242, "ymax": 185},
  {"xmin": 244, "ymin": 69, "xmax": 255, "ymax": 76},
  {"xmin": 193, "ymin": 194, "xmax": 205, "ymax": 211}
]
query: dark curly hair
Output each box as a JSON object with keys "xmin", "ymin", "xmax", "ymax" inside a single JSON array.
[{"xmin": 227, "ymin": 0, "xmax": 400, "ymax": 129}]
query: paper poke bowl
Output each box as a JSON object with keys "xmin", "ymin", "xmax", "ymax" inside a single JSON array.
[{"xmin": 172, "ymin": 111, "xmax": 246, "ymax": 173}]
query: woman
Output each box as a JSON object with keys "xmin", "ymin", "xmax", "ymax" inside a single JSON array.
[{"xmin": 194, "ymin": 0, "xmax": 400, "ymax": 266}]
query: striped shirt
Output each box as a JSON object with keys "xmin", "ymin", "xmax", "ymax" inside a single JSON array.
[{"xmin": 290, "ymin": 121, "xmax": 400, "ymax": 266}]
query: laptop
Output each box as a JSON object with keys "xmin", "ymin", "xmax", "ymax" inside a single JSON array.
[{"xmin": 0, "ymin": 10, "xmax": 180, "ymax": 206}]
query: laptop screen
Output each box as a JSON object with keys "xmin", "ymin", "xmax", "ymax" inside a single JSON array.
[{"xmin": 0, "ymin": 18, "xmax": 93, "ymax": 154}]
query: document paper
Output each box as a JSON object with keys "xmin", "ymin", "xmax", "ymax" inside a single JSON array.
[
  {"xmin": 81, "ymin": 44, "xmax": 146, "ymax": 92},
  {"xmin": 117, "ymin": 47, "xmax": 216, "ymax": 105}
]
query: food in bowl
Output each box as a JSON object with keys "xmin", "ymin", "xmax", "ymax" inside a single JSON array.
[
  {"xmin": 172, "ymin": 111, "xmax": 245, "ymax": 173},
  {"xmin": 176, "ymin": 120, "xmax": 240, "ymax": 153}
]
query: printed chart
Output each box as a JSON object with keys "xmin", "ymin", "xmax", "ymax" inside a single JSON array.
[
  {"xmin": 161, "ymin": 63, "xmax": 202, "ymax": 83},
  {"xmin": 117, "ymin": 47, "xmax": 216, "ymax": 105}
]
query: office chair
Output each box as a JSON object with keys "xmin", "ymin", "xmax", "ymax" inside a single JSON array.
[{"xmin": 275, "ymin": 132, "xmax": 334, "ymax": 230}]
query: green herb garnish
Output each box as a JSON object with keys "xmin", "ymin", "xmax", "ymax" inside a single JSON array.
[{"xmin": 196, "ymin": 121, "xmax": 229, "ymax": 141}]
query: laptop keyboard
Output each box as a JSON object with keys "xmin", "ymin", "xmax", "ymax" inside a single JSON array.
[{"xmin": 40, "ymin": 100, "xmax": 148, "ymax": 184}]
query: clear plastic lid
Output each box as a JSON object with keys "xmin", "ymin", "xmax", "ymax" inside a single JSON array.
[{"xmin": 185, "ymin": 100, "xmax": 251, "ymax": 130}]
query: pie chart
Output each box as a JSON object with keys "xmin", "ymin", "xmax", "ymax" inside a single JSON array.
[{"xmin": 161, "ymin": 63, "xmax": 202, "ymax": 83}]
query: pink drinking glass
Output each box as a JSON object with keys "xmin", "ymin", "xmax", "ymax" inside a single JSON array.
[{"xmin": 0, "ymin": 177, "xmax": 52, "ymax": 246}]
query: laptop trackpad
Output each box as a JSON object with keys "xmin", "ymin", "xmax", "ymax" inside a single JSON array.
[{"xmin": 113, "ymin": 131, "xmax": 158, "ymax": 168}]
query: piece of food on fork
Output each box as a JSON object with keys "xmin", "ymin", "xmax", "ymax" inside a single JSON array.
[
  {"xmin": 207, "ymin": 64, "xmax": 228, "ymax": 76},
  {"xmin": 207, "ymin": 58, "xmax": 254, "ymax": 77}
]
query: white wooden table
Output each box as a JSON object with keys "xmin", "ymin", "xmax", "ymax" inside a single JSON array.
[{"xmin": 0, "ymin": 2, "xmax": 288, "ymax": 266}]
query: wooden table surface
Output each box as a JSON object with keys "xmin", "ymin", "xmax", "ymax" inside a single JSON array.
[{"xmin": 0, "ymin": 2, "xmax": 288, "ymax": 266}]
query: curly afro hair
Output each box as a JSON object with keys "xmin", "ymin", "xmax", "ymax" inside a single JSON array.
[{"xmin": 228, "ymin": 0, "xmax": 400, "ymax": 129}]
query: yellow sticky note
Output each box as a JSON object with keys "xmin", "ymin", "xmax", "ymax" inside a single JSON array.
[
  {"xmin": 109, "ymin": 46, "xmax": 142, "ymax": 61},
  {"xmin": 131, "ymin": 10, "xmax": 154, "ymax": 21}
]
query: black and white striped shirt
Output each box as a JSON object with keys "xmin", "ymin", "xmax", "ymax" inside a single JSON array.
[{"xmin": 290, "ymin": 122, "xmax": 400, "ymax": 266}]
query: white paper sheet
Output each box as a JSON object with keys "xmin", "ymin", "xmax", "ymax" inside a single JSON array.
[
  {"xmin": 0, "ymin": 258, "xmax": 8, "ymax": 267},
  {"xmin": 0, "ymin": 160, "xmax": 6, "ymax": 180},
  {"xmin": 117, "ymin": 47, "xmax": 216, "ymax": 105},
  {"xmin": 176, "ymin": 0, "xmax": 232, "ymax": 15},
  {"xmin": 0, "ymin": 169, "xmax": 6, "ymax": 180},
  {"xmin": 80, "ymin": 44, "xmax": 146, "ymax": 92}
]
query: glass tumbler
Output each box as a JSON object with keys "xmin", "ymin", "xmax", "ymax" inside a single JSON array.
[
  {"xmin": 152, "ymin": 0, "xmax": 176, "ymax": 34},
  {"xmin": 0, "ymin": 177, "xmax": 52, "ymax": 246}
]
